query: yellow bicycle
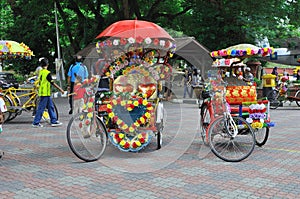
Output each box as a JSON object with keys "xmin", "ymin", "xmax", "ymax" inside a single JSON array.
[{"xmin": 0, "ymin": 82, "xmax": 58, "ymax": 123}]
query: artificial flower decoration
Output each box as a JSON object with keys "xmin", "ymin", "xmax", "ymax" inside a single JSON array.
[
  {"xmin": 106, "ymin": 96, "xmax": 154, "ymax": 134},
  {"xmin": 246, "ymin": 103, "xmax": 267, "ymax": 129},
  {"xmin": 108, "ymin": 131, "xmax": 151, "ymax": 152},
  {"xmin": 210, "ymin": 44, "xmax": 274, "ymax": 58}
]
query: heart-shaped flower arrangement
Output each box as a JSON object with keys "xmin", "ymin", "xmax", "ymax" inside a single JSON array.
[{"xmin": 106, "ymin": 96, "xmax": 154, "ymax": 151}]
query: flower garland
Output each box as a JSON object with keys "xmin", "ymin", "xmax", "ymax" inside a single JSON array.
[
  {"xmin": 96, "ymin": 37, "xmax": 176, "ymax": 55},
  {"xmin": 106, "ymin": 96, "xmax": 153, "ymax": 134},
  {"xmin": 77, "ymin": 96, "xmax": 95, "ymax": 138},
  {"xmin": 109, "ymin": 131, "xmax": 151, "ymax": 152},
  {"xmin": 210, "ymin": 47, "xmax": 274, "ymax": 58}
]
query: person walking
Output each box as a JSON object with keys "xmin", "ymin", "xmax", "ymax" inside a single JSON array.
[
  {"xmin": 67, "ymin": 55, "xmax": 88, "ymax": 114},
  {"xmin": 182, "ymin": 69, "xmax": 192, "ymax": 98},
  {"xmin": 32, "ymin": 58, "xmax": 64, "ymax": 128}
]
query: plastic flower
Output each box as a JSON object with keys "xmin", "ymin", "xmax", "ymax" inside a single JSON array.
[
  {"xmin": 108, "ymin": 112, "xmax": 115, "ymax": 118},
  {"xmin": 133, "ymin": 101, "xmax": 139, "ymax": 106},
  {"xmin": 144, "ymin": 37, "xmax": 152, "ymax": 44},
  {"xmin": 87, "ymin": 102, "xmax": 93, "ymax": 108},
  {"xmin": 129, "ymin": 127, "xmax": 135, "ymax": 133},
  {"xmin": 142, "ymin": 100, "xmax": 148, "ymax": 106},
  {"xmin": 87, "ymin": 112, "xmax": 93, "ymax": 118}
]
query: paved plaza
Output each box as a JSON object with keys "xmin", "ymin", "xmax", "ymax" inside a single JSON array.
[{"xmin": 1, "ymin": 97, "xmax": 300, "ymax": 199}]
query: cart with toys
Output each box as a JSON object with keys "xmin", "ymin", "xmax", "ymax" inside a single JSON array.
[
  {"xmin": 208, "ymin": 45, "xmax": 275, "ymax": 147},
  {"xmin": 66, "ymin": 20, "xmax": 176, "ymax": 162}
]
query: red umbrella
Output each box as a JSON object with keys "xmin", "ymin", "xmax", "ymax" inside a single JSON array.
[{"xmin": 96, "ymin": 19, "xmax": 174, "ymax": 41}]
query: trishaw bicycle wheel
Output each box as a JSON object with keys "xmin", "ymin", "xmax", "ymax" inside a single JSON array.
[
  {"xmin": 200, "ymin": 103, "xmax": 211, "ymax": 145},
  {"xmin": 254, "ymin": 126, "xmax": 269, "ymax": 147},
  {"xmin": 295, "ymin": 90, "xmax": 300, "ymax": 107},
  {"xmin": 208, "ymin": 116, "xmax": 255, "ymax": 162},
  {"xmin": 67, "ymin": 112, "xmax": 107, "ymax": 162}
]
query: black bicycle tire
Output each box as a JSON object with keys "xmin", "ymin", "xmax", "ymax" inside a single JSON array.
[
  {"xmin": 295, "ymin": 90, "xmax": 300, "ymax": 107},
  {"xmin": 200, "ymin": 103, "xmax": 210, "ymax": 145},
  {"xmin": 208, "ymin": 116, "xmax": 255, "ymax": 162},
  {"xmin": 0, "ymin": 94, "xmax": 13, "ymax": 122},
  {"xmin": 66, "ymin": 112, "xmax": 108, "ymax": 162},
  {"xmin": 254, "ymin": 126, "xmax": 269, "ymax": 147},
  {"xmin": 266, "ymin": 90, "xmax": 280, "ymax": 109}
]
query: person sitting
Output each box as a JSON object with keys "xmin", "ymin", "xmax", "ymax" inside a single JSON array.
[{"xmin": 243, "ymin": 67, "xmax": 254, "ymax": 85}]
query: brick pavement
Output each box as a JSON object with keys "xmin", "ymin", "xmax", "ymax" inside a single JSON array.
[{"xmin": 0, "ymin": 98, "xmax": 300, "ymax": 199}]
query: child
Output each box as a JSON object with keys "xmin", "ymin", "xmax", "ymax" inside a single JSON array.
[
  {"xmin": 0, "ymin": 96, "xmax": 7, "ymax": 159},
  {"xmin": 69, "ymin": 76, "xmax": 86, "ymax": 114},
  {"xmin": 32, "ymin": 57, "xmax": 64, "ymax": 127}
]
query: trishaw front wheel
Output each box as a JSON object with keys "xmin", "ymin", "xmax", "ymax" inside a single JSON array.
[
  {"xmin": 208, "ymin": 116, "xmax": 255, "ymax": 162},
  {"xmin": 66, "ymin": 112, "xmax": 107, "ymax": 162},
  {"xmin": 254, "ymin": 126, "xmax": 269, "ymax": 147}
]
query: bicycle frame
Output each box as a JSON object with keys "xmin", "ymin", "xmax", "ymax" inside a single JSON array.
[{"xmin": 1, "ymin": 87, "xmax": 38, "ymax": 108}]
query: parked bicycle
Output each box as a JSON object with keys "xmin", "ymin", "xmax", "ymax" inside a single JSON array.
[
  {"xmin": 0, "ymin": 82, "xmax": 58, "ymax": 123},
  {"xmin": 266, "ymin": 76, "xmax": 300, "ymax": 109}
]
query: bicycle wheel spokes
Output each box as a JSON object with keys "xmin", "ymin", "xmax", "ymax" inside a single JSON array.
[
  {"xmin": 67, "ymin": 112, "xmax": 107, "ymax": 162},
  {"xmin": 254, "ymin": 127, "xmax": 269, "ymax": 147},
  {"xmin": 208, "ymin": 116, "xmax": 255, "ymax": 162}
]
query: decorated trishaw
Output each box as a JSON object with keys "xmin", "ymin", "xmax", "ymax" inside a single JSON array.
[
  {"xmin": 66, "ymin": 20, "xmax": 176, "ymax": 162},
  {"xmin": 199, "ymin": 44, "xmax": 275, "ymax": 162}
]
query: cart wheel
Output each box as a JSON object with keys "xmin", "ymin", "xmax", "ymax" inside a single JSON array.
[
  {"xmin": 254, "ymin": 126, "xmax": 269, "ymax": 147},
  {"xmin": 295, "ymin": 90, "xmax": 300, "ymax": 107},
  {"xmin": 156, "ymin": 119, "xmax": 163, "ymax": 150},
  {"xmin": 156, "ymin": 131, "xmax": 162, "ymax": 150},
  {"xmin": 266, "ymin": 89, "xmax": 280, "ymax": 109},
  {"xmin": 66, "ymin": 112, "xmax": 108, "ymax": 162},
  {"xmin": 200, "ymin": 103, "xmax": 210, "ymax": 145},
  {"xmin": 208, "ymin": 116, "xmax": 255, "ymax": 162}
]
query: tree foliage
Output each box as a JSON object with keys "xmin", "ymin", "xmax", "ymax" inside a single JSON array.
[{"xmin": 1, "ymin": 0, "xmax": 300, "ymax": 76}]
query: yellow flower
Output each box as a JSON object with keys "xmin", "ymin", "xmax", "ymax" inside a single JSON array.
[
  {"xmin": 134, "ymin": 122, "xmax": 140, "ymax": 127},
  {"xmin": 107, "ymin": 104, "xmax": 112, "ymax": 109},
  {"xmin": 117, "ymin": 119, "xmax": 122, "ymax": 125},
  {"xmin": 119, "ymin": 133, "xmax": 125, "ymax": 139},
  {"xmin": 129, "ymin": 127, "xmax": 135, "ymax": 132},
  {"xmin": 142, "ymin": 100, "xmax": 148, "ymax": 106},
  {"xmin": 112, "ymin": 99, "xmax": 117, "ymax": 105},
  {"xmin": 160, "ymin": 74, "xmax": 165, "ymax": 79},
  {"xmin": 136, "ymin": 141, "xmax": 141, "ymax": 147},
  {"xmin": 138, "ymin": 134, "xmax": 143, "ymax": 139},
  {"xmin": 140, "ymin": 117, "xmax": 145, "ymax": 124},
  {"xmin": 79, "ymin": 115, "xmax": 84, "ymax": 120},
  {"xmin": 127, "ymin": 100, "xmax": 132, "ymax": 104},
  {"xmin": 120, "ymin": 140, "xmax": 125, "ymax": 146},
  {"xmin": 133, "ymin": 101, "xmax": 139, "ymax": 106},
  {"xmin": 82, "ymin": 104, "xmax": 87, "ymax": 110},
  {"xmin": 165, "ymin": 67, "xmax": 169, "ymax": 72},
  {"xmin": 87, "ymin": 102, "xmax": 93, "ymax": 108},
  {"xmin": 105, "ymin": 72, "xmax": 110, "ymax": 77},
  {"xmin": 121, "ymin": 101, "xmax": 126, "ymax": 106},
  {"xmin": 147, "ymin": 106, "xmax": 153, "ymax": 111},
  {"xmin": 122, "ymin": 124, "xmax": 128, "ymax": 130},
  {"xmin": 127, "ymin": 107, "xmax": 133, "ymax": 111},
  {"xmin": 145, "ymin": 112, "xmax": 151, "ymax": 118},
  {"xmin": 87, "ymin": 112, "xmax": 93, "ymax": 118},
  {"xmin": 108, "ymin": 112, "xmax": 115, "ymax": 118}
]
